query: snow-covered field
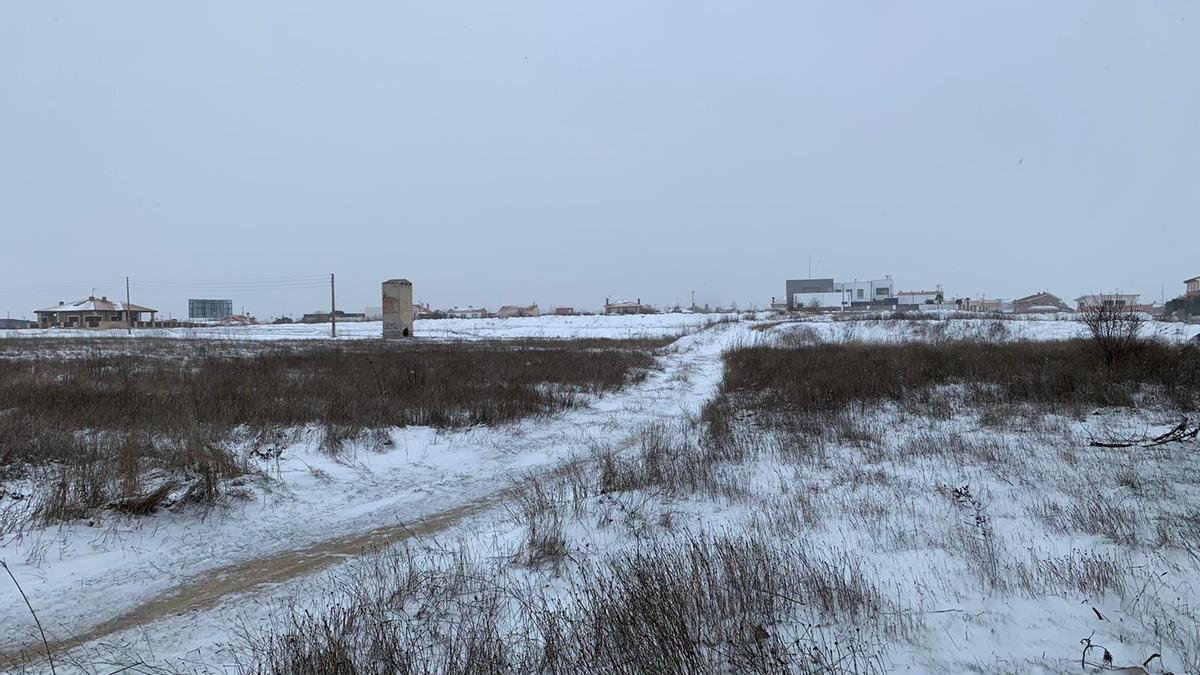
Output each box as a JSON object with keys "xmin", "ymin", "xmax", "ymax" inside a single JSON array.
[
  {"xmin": 2, "ymin": 315, "xmax": 1198, "ymax": 673},
  {"xmin": 0, "ymin": 312, "xmax": 745, "ymax": 342},
  {"xmin": 4, "ymin": 311, "xmax": 1194, "ymax": 345}
]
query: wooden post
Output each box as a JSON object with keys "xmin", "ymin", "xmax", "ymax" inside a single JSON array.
[{"xmin": 126, "ymin": 276, "xmax": 132, "ymax": 334}]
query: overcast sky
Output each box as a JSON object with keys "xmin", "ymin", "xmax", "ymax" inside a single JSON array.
[{"xmin": 2, "ymin": 1, "xmax": 1197, "ymax": 319}]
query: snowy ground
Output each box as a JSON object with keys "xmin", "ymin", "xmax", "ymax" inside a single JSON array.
[
  {"xmin": 2, "ymin": 315, "xmax": 1198, "ymax": 673},
  {"xmin": 0, "ymin": 312, "xmax": 744, "ymax": 342},
  {"xmin": 762, "ymin": 313, "xmax": 1200, "ymax": 344}
]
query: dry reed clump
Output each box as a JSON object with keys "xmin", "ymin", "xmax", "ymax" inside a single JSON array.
[
  {"xmin": 593, "ymin": 420, "xmax": 753, "ymax": 500},
  {"xmin": 237, "ymin": 532, "xmax": 907, "ymax": 675}
]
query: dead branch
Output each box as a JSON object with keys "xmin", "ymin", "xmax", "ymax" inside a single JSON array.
[{"xmin": 2, "ymin": 559, "xmax": 56, "ymax": 674}]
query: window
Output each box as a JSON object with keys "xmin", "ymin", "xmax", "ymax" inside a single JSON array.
[
  {"xmin": 857, "ymin": 289, "xmax": 864, "ymax": 299},
  {"xmin": 875, "ymin": 287, "xmax": 890, "ymax": 297}
]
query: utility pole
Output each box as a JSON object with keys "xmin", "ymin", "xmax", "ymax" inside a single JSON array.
[
  {"xmin": 125, "ymin": 276, "xmax": 132, "ymax": 335},
  {"xmin": 330, "ymin": 273, "xmax": 336, "ymax": 338}
]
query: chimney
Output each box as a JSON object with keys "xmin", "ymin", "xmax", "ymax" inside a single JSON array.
[
  {"xmin": 59, "ymin": 301, "xmax": 64, "ymax": 306},
  {"xmin": 101, "ymin": 296, "xmax": 107, "ymax": 301},
  {"xmin": 605, "ymin": 297, "xmax": 610, "ymax": 306},
  {"xmin": 637, "ymin": 298, "xmax": 641, "ymax": 305}
]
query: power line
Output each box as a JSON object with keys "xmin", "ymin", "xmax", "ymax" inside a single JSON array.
[
  {"xmin": 133, "ymin": 274, "xmax": 328, "ymax": 283},
  {"xmin": 0, "ymin": 279, "xmax": 127, "ymax": 292},
  {"xmin": 128, "ymin": 274, "xmax": 331, "ymax": 293},
  {"xmin": 131, "ymin": 282, "xmax": 328, "ymax": 291}
]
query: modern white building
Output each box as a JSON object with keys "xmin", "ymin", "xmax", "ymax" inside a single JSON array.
[
  {"xmin": 445, "ymin": 306, "xmax": 488, "ymax": 319},
  {"xmin": 896, "ymin": 290, "xmax": 944, "ymax": 308},
  {"xmin": 785, "ymin": 277, "xmax": 896, "ymax": 311}
]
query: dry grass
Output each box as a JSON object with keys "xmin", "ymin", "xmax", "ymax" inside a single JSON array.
[
  {"xmin": 708, "ymin": 340, "xmax": 1200, "ymax": 428},
  {"xmin": 236, "ymin": 532, "xmax": 902, "ymax": 675},
  {"xmin": 0, "ymin": 338, "xmax": 663, "ymax": 529}
]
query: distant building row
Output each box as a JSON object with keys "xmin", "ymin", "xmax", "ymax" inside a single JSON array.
[
  {"xmin": 783, "ymin": 277, "xmax": 1161, "ymax": 315},
  {"xmin": 416, "ymin": 300, "xmax": 656, "ymax": 319}
]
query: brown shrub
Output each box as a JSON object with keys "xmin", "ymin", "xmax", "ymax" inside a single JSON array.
[{"xmin": 709, "ymin": 340, "xmax": 1200, "ymax": 422}]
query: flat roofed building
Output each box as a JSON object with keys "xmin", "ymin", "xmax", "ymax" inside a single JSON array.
[
  {"xmin": 382, "ymin": 278, "xmax": 414, "ymax": 338},
  {"xmin": 897, "ymin": 290, "xmax": 944, "ymax": 307},
  {"xmin": 787, "ymin": 278, "xmax": 896, "ymax": 311},
  {"xmin": 188, "ymin": 298, "xmax": 233, "ymax": 320},
  {"xmin": 0, "ymin": 318, "xmax": 35, "ymax": 329},
  {"xmin": 1075, "ymin": 294, "xmax": 1140, "ymax": 311},
  {"xmin": 446, "ymin": 306, "xmax": 488, "ymax": 319}
]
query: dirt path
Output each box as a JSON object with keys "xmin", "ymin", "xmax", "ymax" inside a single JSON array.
[{"xmin": 1, "ymin": 491, "xmax": 509, "ymax": 668}]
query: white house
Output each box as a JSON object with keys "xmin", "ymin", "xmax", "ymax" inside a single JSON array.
[
  {"xmin": 791, "ymin": 292, "xmax": 848, "ymax": 310},
  {"xmin": 840, "ymin": 279, "xmax": 894, "ymax": 304},
  {"xmin": 1074, "ymin": 294, "xmax": 1140, "ymax": 311},
  {"xmin": 896, "ymin": 290, "xmax": 944, "ymax": 308},
  {"xmin": 445, "ymin": 306, "xmax": 488, "ymax": 319}
]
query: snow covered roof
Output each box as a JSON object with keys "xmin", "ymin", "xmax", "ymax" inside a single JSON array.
[
  {"xmin": 1186, "ymin": 276, "xmax": 1200, "ymax": 284},
  {"xmin": 1014, "ymin": 292, "xmax": 1070, "ymax": 310},
  {"xmin": 1074, "ymin": 293, "xmax": 1139, "ymax": 303},
  {"xmin": 36, "ymin": 296, "xmax": 156, "ymax": 314}
]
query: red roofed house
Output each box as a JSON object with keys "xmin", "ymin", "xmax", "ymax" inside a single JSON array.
[
  {"xmin": 1012, "ymin": 291, "xmax": 1073, "ymax": 314},
  {"xmin": 496, "ymin": 304, "xmax": 540, "ymax": 319}
]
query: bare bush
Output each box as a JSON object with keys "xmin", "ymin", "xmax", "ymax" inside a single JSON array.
[{"xmin": 1079, "ymin": 300, "xmax": 1145, "ymax": 366}]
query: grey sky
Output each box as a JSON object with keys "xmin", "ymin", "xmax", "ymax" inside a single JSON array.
[{"xmin": 2, "ymin": 1, "xmax": 1197, "ymax": 319}]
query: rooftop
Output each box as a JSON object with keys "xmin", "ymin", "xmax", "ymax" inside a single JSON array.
[{"xmin": 37, "ymin": 296, "xmax": 156, "ymax": 314}]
